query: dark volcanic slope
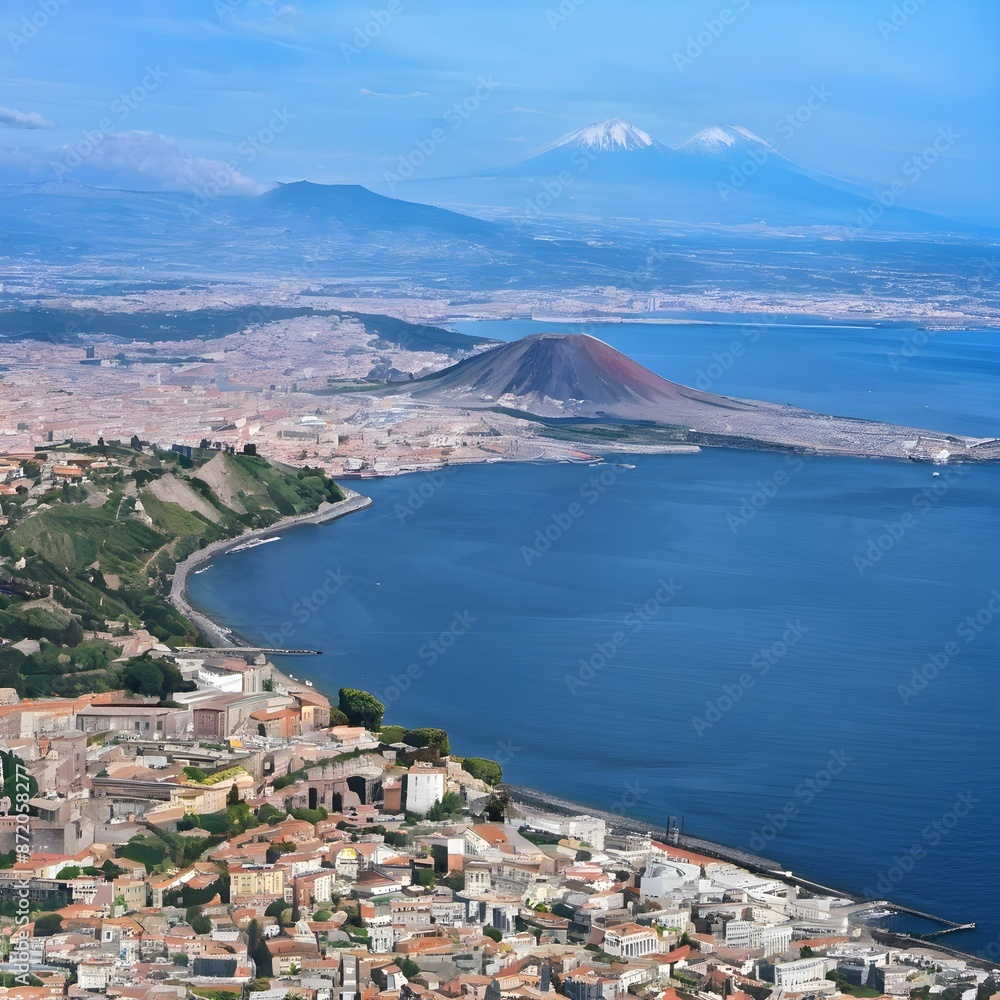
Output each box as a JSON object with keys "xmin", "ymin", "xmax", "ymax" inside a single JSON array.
[
  {"xmin": 407, "ymin": 333, "xmax": 750, "ymax": 416},
  {"xmin": 392, "ymin": 333, "xmax": 998, "ymax": 462}
]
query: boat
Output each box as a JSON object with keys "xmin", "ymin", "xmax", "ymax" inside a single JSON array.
[
  {"xmin": 616, "ymin": 463, "xmax": 636, "ymax": 469},
  {"xmin": 193, "ymin": 565, "xmax": 212, "ymax": 575}
]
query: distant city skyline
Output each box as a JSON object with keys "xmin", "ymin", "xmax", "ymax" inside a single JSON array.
[{"xmin": 1, "ymin": 0, "xmax": 997, "ymax": 224}]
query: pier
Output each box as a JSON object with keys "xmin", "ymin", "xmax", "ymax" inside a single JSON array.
[
  {"xmin": 175, "ymin": 646, "xmax": 322, "ymax": 657},
  {"xmin": 859, "ymin": 900, "xmax": 975, "ymax": 937}
]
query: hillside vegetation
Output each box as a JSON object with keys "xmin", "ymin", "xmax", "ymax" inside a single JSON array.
[{"xmin": 0, "ymin": 441, "xmax": 344, "ymax": 696}]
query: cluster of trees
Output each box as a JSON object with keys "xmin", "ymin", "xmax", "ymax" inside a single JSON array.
[
  {"xmin": 0, "ymin": 601, "xmax": 84, "ymax": 646},
  {"xmin": 460, "ymin": 757, "xmax": 502, "ymax": 785},
  {"xmin": 119, "ymin": 654, "xmax": 195, "ymax": 701},
  {"xmin": 338, "ymin": 688, "xmax": 384, "ymax": 730},
  {"xmin": 0, "ymin": 638, "xmax": 119, "ymax": 699}
]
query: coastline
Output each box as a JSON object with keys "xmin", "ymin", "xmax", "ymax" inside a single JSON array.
[
  {"xmin": 165, "ymin": 478, "xmax": 991, "ymax": 970},
  {"xmin": 168, "ymin": 487, "xmax": 373, "ymax": 648}
]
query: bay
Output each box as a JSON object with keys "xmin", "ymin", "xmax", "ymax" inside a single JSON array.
[{"xmin": 189, "ymin": 319, "xmax": 999, "ymax": 954}]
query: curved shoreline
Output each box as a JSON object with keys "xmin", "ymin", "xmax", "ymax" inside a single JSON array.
[
  {"xmin": 168, "ymin": 487, "xmax": 373, "ymax": 648},
  {"xmin": 166, "ymin": 478, "xmax": 991, "ymax": 969}
]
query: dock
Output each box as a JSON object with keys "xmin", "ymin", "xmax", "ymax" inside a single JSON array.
[{"xmin": 175, "ymin": 646, "xmax": 322, "ymax": 657}]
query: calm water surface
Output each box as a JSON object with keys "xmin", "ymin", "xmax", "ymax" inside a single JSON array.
[{"xmin": 190, "ymin": 320, "xmax": 999, "ymax": 953}]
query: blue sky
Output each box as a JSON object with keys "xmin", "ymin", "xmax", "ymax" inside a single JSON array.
[{"xmin": 2, "ymin": 0, "xmax": 997, "ymax": 222}]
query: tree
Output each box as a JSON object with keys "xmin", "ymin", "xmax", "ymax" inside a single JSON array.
[
  {"xmin": 227, "ymin": 783, "xmax": 241, "ymax": 806},
  {"xmin": 461, "ymin": 757, "xmax": 502, "ymax": 786},
  {"xmin": 412, "ymin": 867, "xmax": 435, "ymax": 888},
  {"xmin": 172, "ymin": 953, "xmax": 189, "ymax": 966},
  {"xmin": 397, "ymin": 958, "xmax": 420, "ymax": 980},
  {"xmin": 427, "ymin": 791, "xmax": 463, "ymax": 821},
  {"xmin": 243, "ymin": 444, "xmax": 257, "ymax": 456},
  {"xmin": 120, "ymin": 657, "xmax": 166, "ymax": 697},
  {"xmin": 403, "ymin": 728, "xmax": 450, "ymax": 755},
  {"xmin": 32, "ymin": 913, "xmax": 62, "ymax": 936},
  {"xmin": 130, "ymin": 435, "xmax": 143, "ymax": 451},
  {"xmin": 190, "ymin": 914, "xmax": 212, "ymax": 935},
  {"xmin": 484, "ymin": 926, "xmax": 503, "ymax": 942},
  {"xmin": 800, "ymin": 945, "xmax": 815, "ymax": 958},
  {"xmin": 60, "ymin": 618, "xmax": 84, "ymax": 647},
  {"xmin": 55, "ymin": 866, "xmax": 80, "ymax": 880},
  {"xmin": 338, "ymin": 688, "xmax": 384, "ymax": 730}
]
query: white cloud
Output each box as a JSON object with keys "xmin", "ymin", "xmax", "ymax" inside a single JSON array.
[
  {"xmin": 0, "ymin": 106, "xmax": 54, "ymax": 130},
  {"xmin": 51, "ymin": 130, "xmax": 266, "ymax": 195},
  {"xmin": 359, "ymin": 88, "xmax": 430, "ymax": 99}
]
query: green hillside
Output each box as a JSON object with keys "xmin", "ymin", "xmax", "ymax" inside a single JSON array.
[{"xmin": 0, "ymin": 442, "xmax": 344, "ymax": 696}]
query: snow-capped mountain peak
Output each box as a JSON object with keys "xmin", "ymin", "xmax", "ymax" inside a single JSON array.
[
  {"xmin": 546, "ymin": 118, "xmax": 663, "ymax": 153},
  {"xmin": 677, "ymin": 123, "xmax": 777, "ymax": 160}
]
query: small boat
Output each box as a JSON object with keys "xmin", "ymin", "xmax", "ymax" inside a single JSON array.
[
  {"xmin": 193, "ymin": 566, "xmax": 212, "ymax": 575},
  {"xmin": 932, "ymin": 471, "xmax": 941, "ymax": 477},
  {"xmin": 616, "ymin": 463, "xmax": 636, "ymax": 469}
]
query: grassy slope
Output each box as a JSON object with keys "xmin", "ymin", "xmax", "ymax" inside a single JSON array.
[{"xmin": 0, "ymin": 445, "xmax": 345, "ymax": 688}]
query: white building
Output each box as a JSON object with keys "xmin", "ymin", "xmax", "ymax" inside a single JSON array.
[
  {"xmin": 641, "ymin": 858, "xmax": 701, "ymax": 901},
  {"xmin": 405, "ymin": 763, "xmax": 446, "ymax": 816},
  {"xmin": 771, "ymin": 956, "xmax": 836, "ymax": 988},
  {"xmin": 603, "ymin": 923, "xmax": 661, "ymax": 959},
  {"xmin": 724, "ymin": 919, "xmax": 793, "ymax": 953}
]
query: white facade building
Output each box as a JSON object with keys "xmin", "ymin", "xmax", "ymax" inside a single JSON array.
[
  {"xmin": 405, "ymin": 763, "xmax": 446, "ymax": 816},
  {"xmin": 724, "ymin": 919, "xmax": 793, "ymax": 953}
]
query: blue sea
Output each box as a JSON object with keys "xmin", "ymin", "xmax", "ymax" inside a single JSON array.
[{"xmin": 189, "ymin": 319, "xmax": 999, "ymax": 955}]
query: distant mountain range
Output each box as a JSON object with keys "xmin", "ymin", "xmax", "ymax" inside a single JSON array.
[
  {"xmin": 381, "ymin": 117, "xmax": 982, "ymax": 234},
  {"xmin": 382, "ymin": 332, "xmax": 1000, "ymax": 463},
  {"xmin": 0, "ymin": 172, "xmax": 993, "ymax": 311}
]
